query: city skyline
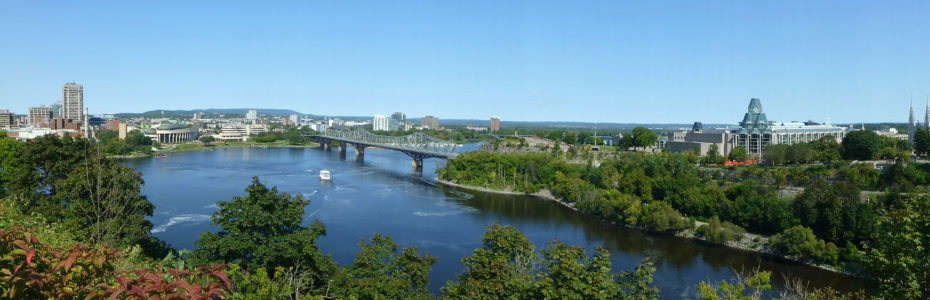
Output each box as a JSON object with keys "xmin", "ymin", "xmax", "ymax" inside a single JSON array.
[{"xmin": 2, "ymin": 1, "xmax": 930, "ymax": 123}]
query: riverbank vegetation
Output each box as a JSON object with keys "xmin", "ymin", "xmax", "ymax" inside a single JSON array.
[
  {"xmin": 0, "ymin": 134, "xmax": 668, "ymax": 298},
  {"xmin": 2, "ymin": 133, "xmax": 924, "ymax": 298},
  {"xmin": 438, "ymin": 149, "xmax": 930, "ymax": 298}
]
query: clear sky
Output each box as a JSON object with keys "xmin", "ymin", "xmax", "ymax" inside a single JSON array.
[{"xmin": 1, "ymin": 1, "xmax": 929, "ymax": 124}]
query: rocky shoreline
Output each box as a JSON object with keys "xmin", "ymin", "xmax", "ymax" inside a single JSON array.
[{"xmin": 433, "ymin": 178, "xmax": 851, "ymax": 277}]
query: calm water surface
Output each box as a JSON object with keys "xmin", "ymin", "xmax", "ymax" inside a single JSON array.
[{"xmin": 121, "ymin": 145, "xmax": 870, "ymax": 298}]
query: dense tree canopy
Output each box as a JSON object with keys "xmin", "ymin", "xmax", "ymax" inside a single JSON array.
[
  {"xmin": 193, "ymin": 177, "xmax": 337, "ymax": 292},
  {"xmin": 842, "ymin": 130, "xmax": 882, "ymax": 160}
]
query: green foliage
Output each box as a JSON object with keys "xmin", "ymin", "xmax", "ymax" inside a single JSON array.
[
  {"xmin": 333, "ymin": 234, "xmax": 437, "ymax": 300},
  {"xmin": 441, "ymin": 223, "xmax": 537, "ymax": 299},
  {"xmin": 534, "ymin": 242, "xmax": 620, "ymax": 299},
  {"xmin": 697, "ymin": 270, "xmax": 772, "ymax": 300},
  {"xmin": 729, "ymin": 147, "xmax": 749, "ymax": 162},
  {"xmin": 859, "ymin": 195, "xmax": 930, "ymax": 299},
  {"xmin": 641, "ymin": 201, "xmax": 691, "ymax": 232},
  {"xmin": 842, "ymin": 130, "xmax": 882, "ymax": 160},
  {"xmin": 200, "ymin": 135, "xmax": 216, "ymax": 144},
  {"xmin": 193, "ymin": 177, "xmax": 337, "ymax": 292},
  {"xmin": 768, "ymin": 225, "xmax": 837, "ymax": 264},
  {"xmin": 764, "ymin": 143, "xmax": 816, "ymax": 164},
  {"xmin": 631, "ymin": 127, "xmax": 657, "ymax": 150},
  {"xmin": 441, "ymin": 223, "xmax": 659, "ymax": 300},
  {"xmin": 915, "ymin": 128, "xmax": 930, "ymax": 157},
  {"xmin": 793, "ymin": 180, "xmax": 875, "ymax": 246},
  {"xmin": 696, "ymin": 216, "xmax": 746, "ymax": 244},
  {"xmin": 97, "ymin": 129, "xmax": 154, "ymax": 155},
  {"xmin": 0, "ymin": 135, "xmax": 167, "ymax": 256}
]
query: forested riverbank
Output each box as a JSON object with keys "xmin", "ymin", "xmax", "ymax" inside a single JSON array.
[{"xmin": 438, "ymin": 150, "xmax": 930, "ymax": 298}]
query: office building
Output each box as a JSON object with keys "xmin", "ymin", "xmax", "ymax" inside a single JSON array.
[
  {"xmin": 28, "ymin": 106, "xmax": 54, "ymax": 128},
  {"xmin": 118, "ymin": 123, "xmax": 128, "ymax": 140},
  {"xmin": 246, "ymin": 110, "xmax": 258, "ymax": 120},
  {"xmin": 0, "ymin": 110, "xmax": 14, "ymax": 130},
  {"xmin": 62, "ymin": 83, "xmax": 83, "ymax": 121},
  {"xmin": 421, "ymin": 116, "xmax": 439, "ymax": 129},
  {"xmin": 50, "ymin": 102, "xmax": 62, "ymax": 118},
  {"xmin": 373, "ymin": 114, "xmax": 390, "ymax": 131},
  {"xmin": 391, "ymin": 112, "xmax": 406, "ymax": 123},
  {"xmin": 289, "ymin": 114, "xmax": 299, "ymax": 125},
  {"xmin": 490, "ymin": 117, "xmax": 500, "ymax": 133},
  {"xmin": 735, "ymin": 98, "xmax": 845, "ymax": 157}
]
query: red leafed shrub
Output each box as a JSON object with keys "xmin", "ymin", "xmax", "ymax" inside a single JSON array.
[
  {"xmin": 0, "ymin": 225, "xmax": 116, "ymax": 299},
  {"xmin": 0, "ymin": 225, "xmax": 232, "ymax": 299},
  {"xmin": 106, "ymin": 264, "xmax": 232, "ymax": 299}
]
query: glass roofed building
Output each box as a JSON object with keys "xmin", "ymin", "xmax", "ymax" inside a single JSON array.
[{"xmin": 735, "ymin": 98, "xmax": 846, "ymax": 157}]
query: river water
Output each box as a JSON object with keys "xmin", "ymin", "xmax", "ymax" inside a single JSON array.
[{"xmin": 121, "ymin": 145, "xmax": 870, "ymax": 298}]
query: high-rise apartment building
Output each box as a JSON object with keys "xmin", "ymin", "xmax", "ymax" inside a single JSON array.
[
  {"xmin": 62, "ymin": 83, "xmax": 83, "ymax": 121},
  {"xmin": 490, "ymin": 117, "xmax": 500, "ymax": 133},
  {"xmin": 246, "ymin": 110, "xmax": 258, "ymax": 120},
  {"xmin": 0, "ymin": 110, "xmax": 14, "ymax": 130},
  {"xmin": 391, "ymin": 112, "xmax": 406, "ymax": 123},
  {"xmin": 373, "ymin": 114, "xmax": 390, "ymax": 131},
  {"xmin": 421, "ymin": 116, "xmax": 439, "ymax": 129},
  {"xmin": 29, "ymin": 106, "xmax": 54, "ymax": 127}
]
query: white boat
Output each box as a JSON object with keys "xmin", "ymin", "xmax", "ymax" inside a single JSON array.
[{"xmin": 319, "ymin": 170, "xmax": 331, "ymax": 181}]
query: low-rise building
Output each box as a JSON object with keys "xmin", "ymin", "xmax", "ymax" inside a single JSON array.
[
  {"xmin": 421, "ymin": 116, "xmax": 439, "ymax": 129},
  {"xmin": 144, "ymin": 123, "xmax": 200, "ymax": 144}
]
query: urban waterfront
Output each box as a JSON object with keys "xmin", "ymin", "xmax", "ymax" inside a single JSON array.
[{"xmin": 122, "ymin": 145, "xmax": 871, "ymax": 298}]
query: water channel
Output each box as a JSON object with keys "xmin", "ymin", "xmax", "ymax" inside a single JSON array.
[{"xmin": 120, "ymin": 145, "xmax": 870, "ymax": 298}]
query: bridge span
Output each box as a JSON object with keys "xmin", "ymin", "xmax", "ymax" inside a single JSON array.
[{"xmin": 305, "ymin": 129, "xmax": 459, "ymax": 170}]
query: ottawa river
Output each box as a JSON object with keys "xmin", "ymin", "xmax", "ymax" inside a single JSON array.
[{"xmin": 121, "ymin": 145, "xmax": 871, "ymax": 298}]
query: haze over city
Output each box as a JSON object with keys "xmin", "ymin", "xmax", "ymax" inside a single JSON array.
[{"xmin": 3, "ymin": 1, "xmax": 930, "ymax": 123}]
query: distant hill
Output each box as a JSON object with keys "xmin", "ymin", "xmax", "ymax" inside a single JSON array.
[{"xmin": 116, "ymin": 108, "xmax": 304, "ymax": 118}]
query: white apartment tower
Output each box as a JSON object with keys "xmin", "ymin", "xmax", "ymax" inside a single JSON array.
[
  {"xmin": 62, "ymin": 83, "xmax": 83, "ymax": 121},
  {"xmin": 373, "ymin": 114, "xmax": 390, "ymax": 131}
]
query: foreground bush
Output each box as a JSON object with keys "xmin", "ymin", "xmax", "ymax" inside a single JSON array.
[{"xmin": 0, "ymin": 225, "xmax": 232, "ymax": 299}]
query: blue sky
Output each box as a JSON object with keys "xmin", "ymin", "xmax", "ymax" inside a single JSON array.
[{"xmin": 1, "ymin": 1, "xmax": 929, "ymax": 123}]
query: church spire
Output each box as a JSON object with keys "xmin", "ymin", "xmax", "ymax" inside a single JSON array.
[
  {"xmin": 925, "ymin": 96, "xmax": 930, "ymax": 129},
  {"xmin": 909, "ymin": 100, "xmax": 917, "ymax": 144}
]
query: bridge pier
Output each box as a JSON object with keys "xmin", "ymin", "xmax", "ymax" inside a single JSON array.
[
  {"xmin": 412, "ymin": 158, "xmax": 423, "ymax": 171},
  {"xmin": 338, "ymin": 143, "xmax": 347, "ymax": 159},
  {"xmin": 353, "ymin": 144, "xmax": 367, "ymax": 161}
]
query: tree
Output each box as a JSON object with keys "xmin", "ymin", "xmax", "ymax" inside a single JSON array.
[
  {"xmin": 0, "ymin": 134, "xmax": 24, "ymax": 198},
  {"xmin": 842, "ymin": 130, "xmax": 882, "ymax": 160},
  {"xmin": 914, "ymin": 128, "xmax": 930, "ymax": 157},
  {"xmin": 729, "ymin": 147, "xmax": 749, "ymax": 162},
  {"xmin": 696, "ymin": 216, "xmax": 746, "ymax": 244},
  {"xmin": 705, "ymin": 144, "xmax": 723, "ymax": 164},
  {"xmin": 577, "ymin": 132, "xmax": 591, "ymax": 145},
  {"xmin": 547, "ymin": 131, "xmax": 563, "ymax": 142},
  {"xmin": 534, "ymin": 242, "xmax": 620, "ymax": 299},
  {"xmin": 200, "ymin": 135, "xmax": 216, "ymax": 144},
  {"xmin": 563, "ymin": 132, "xmax": 577, "ymax": 145},
  {"xmin": 763, "ymin": 144, "xmax": 788, "ymax": 165},
  {"xmin": 618, "ymin": 135, "xmax": 635, "ymax": 150},
  {"xmin": 441, "ymin": 223, "xmax": 536, "ymax": 298},
  {"xmin": 631, "ymin": 127, "xmax": 657, "ymax": 151},
  {"xmin": 333, "ymin": 234, "xmax": 437, "ymax": 299},
  {"xmin": 860, "ymin": 195, "xmax": 930, "ymax": 299},
  {"xmin": 193, "ymin": 177, "xmax": 336, "ymax": 292},
  {"xmin": 54, "ymin": 148, "xmax": 157, "ymax": 250}
]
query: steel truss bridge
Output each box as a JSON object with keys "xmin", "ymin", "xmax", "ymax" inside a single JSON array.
[{"xmin": 305, "ymin": 129, "xmax": 459, "ymax": 169}]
